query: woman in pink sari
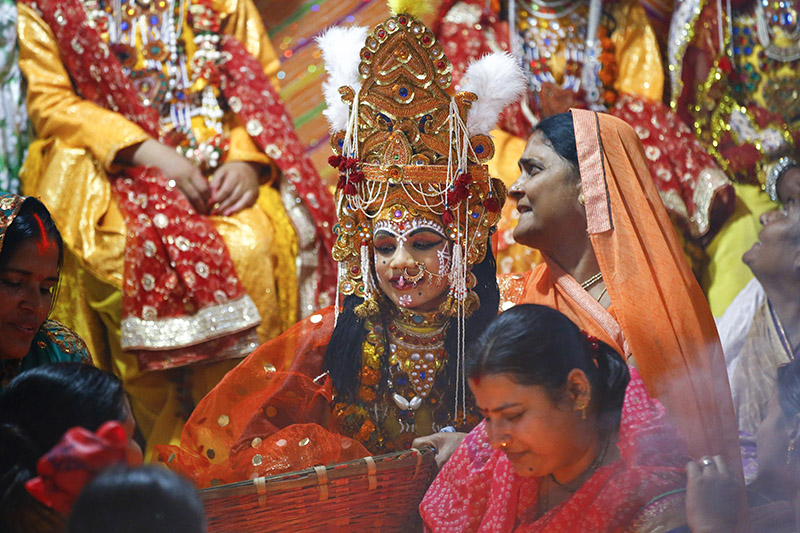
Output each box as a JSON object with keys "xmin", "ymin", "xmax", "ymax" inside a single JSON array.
[{"xmin": 420, "ymin": 304, "xmax": 688, "ymax": 532}]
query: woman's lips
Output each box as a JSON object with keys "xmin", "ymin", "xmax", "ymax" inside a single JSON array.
[
  {"xmin": 390, "ymin": 276, "xmax": 419, "ymax": 290},
  {"xmin": 504, "ymin": 451, "xmax": 527, "ymax": 463},
  {"xmin": 8, "ymin": 322, "xmax": 38, "ymax": 335}
]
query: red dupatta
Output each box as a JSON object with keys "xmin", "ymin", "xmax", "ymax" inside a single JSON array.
[
  {"xmin": 21, "ymin": 0, "xmax": 336, "ymax": 371},
  {"xmin": 420, "ymin": 369, "xmax": 688, "ymax": 532}
]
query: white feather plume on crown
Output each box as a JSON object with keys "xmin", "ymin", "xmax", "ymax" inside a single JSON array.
[
  {"xmin": 316, "ymin": 25, "xmax": 369, "ymax": 132},
  {"xmin": 460, "ymin": 52, "xmax": 527, "ymax": 137}
]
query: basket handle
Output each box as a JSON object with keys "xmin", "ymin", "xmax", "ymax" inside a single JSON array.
[
  {"xmin": 314, "ymin": 465, "xmax": 329, "ymax": 501},
  {"xmin": 364, "ymin": 456, "xmax": 377, "ymax": 490},
  {"xmin": 255, "ymin": 476, "xmax": 267, "ymax": 507},
  {"xmin": 410, "ymin": 448, "xmax": 423, "ymax": 480}
]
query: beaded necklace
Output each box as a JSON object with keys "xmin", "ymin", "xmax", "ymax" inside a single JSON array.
[
  {"xmin": 83, "ymin": 0, "xmax": 227, "ymax": 171},
  {"xmin": 331, "ymin": 308, "xmax": 477, "ymax": 452},
  {"xmin": 386, "ymin": 308, "xmax": 448, "ymax": 410},
  {"xmin": 515, "ymin": 0, "xmax": 617, "ymax": 107},
  {"xmin": 537, "ymin": 430, "xmax": 612, "ymax": 515},
  {"xmin": 580, "ymin": 271, "xmax": 603, "ymax": 289}
]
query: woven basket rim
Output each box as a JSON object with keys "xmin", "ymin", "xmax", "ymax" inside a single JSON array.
[{"xmin": 198, "ymin": 445, "xmax": 436, "ymax": 500}]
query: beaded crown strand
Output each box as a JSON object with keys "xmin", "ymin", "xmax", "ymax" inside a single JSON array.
[{"xmin": 318, "ymin": 0, "xmax": 524, "ymax": 417}]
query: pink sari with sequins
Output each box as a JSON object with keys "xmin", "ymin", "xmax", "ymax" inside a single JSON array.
[{"xmin": 420, "ymin": 369, "xmax": 689, "ymax": 532}]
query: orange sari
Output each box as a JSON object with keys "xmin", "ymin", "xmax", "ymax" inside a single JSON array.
[{"xmin": 500, "ymin": 110, "xmax": 741, "ymax": 474}]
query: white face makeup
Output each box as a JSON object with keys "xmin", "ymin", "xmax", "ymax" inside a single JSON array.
[{"xmin": 373, "ymin": 218, "xmax": 451, "ymax": 312}]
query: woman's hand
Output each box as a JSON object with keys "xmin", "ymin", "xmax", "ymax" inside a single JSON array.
[
  {"xmin": 412, "ymin": 432, "xmax": 467, "ymax": 469},
  {"xmin": 116, "ymin": 139, "xmax": 210, "ymax": 214},
  {"xmin": 685, "ymin": 455, "xmax": 741, "ymax": 533},
  {"xmin": 209, "ymin": 161, "xmax": 261, "ymax": 216}
]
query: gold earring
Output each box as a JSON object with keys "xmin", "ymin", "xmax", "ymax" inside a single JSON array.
[
  {"xmin": 499, "ymin": 437, "xmax": 511, "ymax": 449},
  {"xmin": 578, "ymin": 192, "xmax": 585, "ymax": 206},
  {"xmin": 575, "ymin": 399, "xmax": 588, "ymax": 420}
]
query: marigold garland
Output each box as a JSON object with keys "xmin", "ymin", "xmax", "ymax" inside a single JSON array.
[{"xmin": 597, "ymin": 26, "xmax": 618, "ymax": 106}]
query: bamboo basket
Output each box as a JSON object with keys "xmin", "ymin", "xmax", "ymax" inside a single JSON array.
[{"xmin": 198, "ymin": 446, "xmax": 436, "ymax": 532}]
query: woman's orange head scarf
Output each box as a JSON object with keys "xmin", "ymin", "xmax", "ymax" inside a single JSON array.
[
  {"xmin": 573, "ymin": 109, "xmax": 740, "ymax": 470},
  {"xmin": 508, "ymin": 110, "xmax": 741, "ymax": 473}
]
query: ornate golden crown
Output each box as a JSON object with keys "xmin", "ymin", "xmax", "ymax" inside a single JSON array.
[{"xmin": 319, "ymin": 3, "xmax": 516, "ymax": 315}]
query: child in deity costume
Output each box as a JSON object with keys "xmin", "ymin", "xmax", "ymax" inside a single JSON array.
[
  {"xmin": 16, "ymin": 0, "xmax": 336, "ymax": 455},
  {"xmin": 156, "ymin": 0, "xmax": 522, "ymax": 487},
  {"xmin": 434, "ymin": 0, "xmax": 735, "ymax": 278},
  {"xmin": 669, "ymin": 0, "xmax": 800, "ymax": 315}
]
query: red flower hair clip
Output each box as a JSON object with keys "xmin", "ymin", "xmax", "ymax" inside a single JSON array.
[{"xmin": 329, "ymin": 155, "xmax": 363, "ymax": 196}]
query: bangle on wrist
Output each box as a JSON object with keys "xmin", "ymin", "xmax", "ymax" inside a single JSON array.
[{"xmin": 766, "ymin": 156, "xmax": 798, "ymax": 202}]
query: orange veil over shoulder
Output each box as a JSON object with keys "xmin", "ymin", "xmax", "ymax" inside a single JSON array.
[
  {"xmin": 156, "ymin": 307, "xmax": 371, "ymax": 487},
  {"xmin": 501, "ymin": 110, "xmax": 741, "ymax": 472}
]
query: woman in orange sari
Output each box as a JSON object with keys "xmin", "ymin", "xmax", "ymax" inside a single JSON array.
[{"xmin": 499, "ymin": 110, "xmax": 741, "ymax": 476}]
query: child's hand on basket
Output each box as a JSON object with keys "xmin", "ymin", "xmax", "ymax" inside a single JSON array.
[{"xmin": 412, "ymin": 432, "xmax": 467, "ymax": 469}]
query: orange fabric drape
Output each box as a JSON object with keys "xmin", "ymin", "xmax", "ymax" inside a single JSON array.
[
  {"xmin": 501, "ymin": 110, "xmax": 741, "ymax": 476},
  {"xmin": 155, "ymin": 307, "xmax": 374, "ymax": 487}
]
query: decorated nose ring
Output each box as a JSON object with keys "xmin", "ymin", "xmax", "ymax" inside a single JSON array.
[{"xmin": 402, "ymin": 261, "xmax": 426, "ymax": 283}]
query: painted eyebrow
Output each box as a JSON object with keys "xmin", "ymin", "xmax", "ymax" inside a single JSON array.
[{"xmin": 408, "ymin": 228, "xmax": 444, "ymax": 238}]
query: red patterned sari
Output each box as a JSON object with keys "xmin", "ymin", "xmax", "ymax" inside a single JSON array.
[
  {"xmin": 420, "ymin": 369, "xmax": 688, "ymax": 532},
  {"xmin": 18, "ymin": 0, "xmax": 336, "ymax": 371}
]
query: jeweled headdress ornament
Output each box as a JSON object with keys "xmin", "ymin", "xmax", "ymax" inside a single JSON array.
[{"xmin": 318, "ymin": 0, "xmax": 525, "ymax": 321}]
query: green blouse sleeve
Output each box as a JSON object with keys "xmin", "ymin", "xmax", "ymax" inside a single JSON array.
[{"xmin": 22, "ymin": 319, "xmax": 92, "ymax": 371}]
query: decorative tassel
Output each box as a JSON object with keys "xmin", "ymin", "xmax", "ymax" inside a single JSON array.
[
  {"xmin": 328, "ymin": 154, "xmax": 343, "ymax": 168},
  {"xmin": 354, "ymin": 242, "xmax": 380, "ymax": 318},
  {"xmin": 442, "ymin": 209, "xmax": 454, "ymax": 226}
]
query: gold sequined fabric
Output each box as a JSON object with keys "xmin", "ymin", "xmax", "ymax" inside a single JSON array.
[{"xmin": 17, "ymin": 2, "xmax": 296, "ymax": 342}]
